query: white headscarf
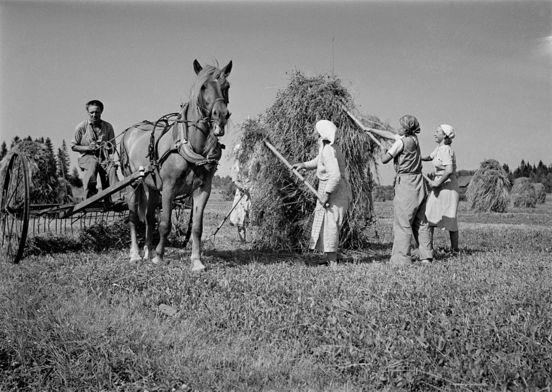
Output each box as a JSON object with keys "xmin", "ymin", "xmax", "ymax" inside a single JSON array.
[
  {"xmin": 439, "ymin": 124, "xmax": 455, "ymax": 139},
  {"xmin": 315, "ymin": 120, "xmax": 337, "ymax": 145}
]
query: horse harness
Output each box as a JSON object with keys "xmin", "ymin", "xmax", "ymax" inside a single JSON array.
[{"xmin": 145, "ymin": 102, "xmax": 224, "ymax": 174}]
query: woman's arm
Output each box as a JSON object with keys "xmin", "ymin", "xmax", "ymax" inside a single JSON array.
[
  {"xmin": 381, "ymin": 138, "xmax": 403, "ymax": 164},
  {"xmin": 381, "ymin": 151, "xmax": 393, "ymax": 164},
  {"xmin": 433, "ymin": 164, "xmax": 453, "ymax": 187}
]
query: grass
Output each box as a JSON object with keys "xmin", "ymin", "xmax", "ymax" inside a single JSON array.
[{"xmin": 1, "ymin": 196, "xmax": 551, "ymax": 391}]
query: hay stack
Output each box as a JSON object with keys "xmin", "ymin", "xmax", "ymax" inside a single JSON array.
[
  {"xmin": 0, "ymin": 141, "xmax": 60, "ymax": 204},
  {"xmin": 466, "ymin": 159, "xmax": 510, "ymax": 212},
  {"xmin": 239, "ymin": 72, "xmax": 384, "ymax": 250},
  {"xmin": 510, "ymin": 177, "xmax": 537, "ymax": 208},
  {"xmin": 532, "ymin": 183, "xmax": 546, "ymax": 204}
]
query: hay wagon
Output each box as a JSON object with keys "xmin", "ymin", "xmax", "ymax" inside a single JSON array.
[{"xmin": 0, "ymin": 151, "xmax": 192, "ymax": 264}]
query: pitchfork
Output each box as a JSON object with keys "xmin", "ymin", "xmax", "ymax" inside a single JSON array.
[{"xmin": 205, "ymin": 191, "xmax": 246, "ymax": 248}]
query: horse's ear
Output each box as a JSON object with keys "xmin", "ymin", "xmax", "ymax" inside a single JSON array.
[
  {"xmin": 221, "ymin": 60, "xmax": 232, "ymax": 78},
  {"xmin": 193, "ymin": 59, "xmax": 203, "ymax": 75}
]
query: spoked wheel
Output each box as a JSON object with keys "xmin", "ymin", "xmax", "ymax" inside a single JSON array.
[{"xmin": 0, "ymin": 152, "xmax": 30, "ymax": 264}]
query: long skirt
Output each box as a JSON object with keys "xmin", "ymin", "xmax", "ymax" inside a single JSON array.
[
  {"xmin": 310, "ymin": 179, "xmax": 351, "ymax": 253},
  {"xmin": 426, "ymin": 174, "xmax": 460, "ymax": 231},
  {"xmin": 390, "ymin": 173, "xmax": 433, "ymax": 264}
]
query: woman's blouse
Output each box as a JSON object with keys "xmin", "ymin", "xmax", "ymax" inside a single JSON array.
[
  {"xmin": 303, "ymin": 144, "xmax": 347, "ymax": 194},
  {"xmin": 430, "ymin": 145, "xmax": 457, "ymax": 177}
]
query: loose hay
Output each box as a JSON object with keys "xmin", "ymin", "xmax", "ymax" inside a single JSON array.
[
  {"xmin": 466, "ymin": 159, "xmax": 510, "ymax": 213},
  {"xmin": 532, "ymin": 182, "xmax": 546, "ymax": 204},
  {"xmin": 510, "ymin": 177, "xmax": 537, "ymax": 208},
  {"xmin": 238, "ymin": 72, "xmax": 385, "ymax": 250}
]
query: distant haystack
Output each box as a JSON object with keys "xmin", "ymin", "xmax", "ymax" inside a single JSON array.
[
  {"xmin": 532, "ymin": 183, "xmax": 546, "ymax": 204},
  {"xmin": 510, "ymin": 177, "xmax": 537, "ymax": 208},
  {"xmin": 466, "ymin": 159, "xmax": 510, "ymax": 212},
  {"xmin": 239, "ymin": 72, "xmax": 387, "ymax": 250},
  {"xmin": 0, "ymin": 140, "xmax": 61, "ymax": 204}
]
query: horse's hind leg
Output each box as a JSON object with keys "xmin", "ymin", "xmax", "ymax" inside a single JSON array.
[
  {"xmin": 127, "ymin": 185, "xmax": 142, "ymax": 262},
  {"xmin": 153, "ymin": 187, "xmax": 174, "ymax": 265},
  {"xmin": 190, "ymin": 187, "xmax": 210, "ymax": 272},
  {"xmin": 144, "ymin": 192, "xmax": 159, "ymax": 261}
]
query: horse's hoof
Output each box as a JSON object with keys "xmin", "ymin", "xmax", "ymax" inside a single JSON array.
[
  {"xmin": 152, "ymin": 256, "xmax": 163, "ymax": 265},
  {"xmin": 129, "ymin": 252, "xmax": 142, "ymax": 263},
  {"xmin": 191, "ymin": 259, "xmax": 206, "ymax": 272}
]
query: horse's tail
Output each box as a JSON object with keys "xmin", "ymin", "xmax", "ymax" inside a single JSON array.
[{"xmin": 135, "ymin": 183, "xmax": 147, "ymax": 222}]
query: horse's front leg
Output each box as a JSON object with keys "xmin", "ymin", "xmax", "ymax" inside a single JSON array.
[
  {"xmin": 153, "ymin": 187, "xmax": 174, "ymax": 265},
  {"xmin": 190, "ymin": 187, "xmax": 210, "ymax": 272},
  {"xmin": 127, "ymin": 186, "xmax": 142, "ymax": 262}
]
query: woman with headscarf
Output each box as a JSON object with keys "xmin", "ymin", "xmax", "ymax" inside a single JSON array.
[
  {"xmin": 229, "ymin": 144, "xmax": 252, "ymax": 243},
  {"xmin": 381, "ymin": 115, "xmax": 433, "ymax": 265},
  {"xmin": 422, "ymin": 124, "xmax": 460, "ymax": 253},
  {"xmin": 292, "ymin": 120, "xmax": 352, "ymax": 265}
]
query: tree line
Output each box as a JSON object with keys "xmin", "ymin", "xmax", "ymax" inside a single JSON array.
[{"xmin": 1, "ymin": 136, "xmax": 551, "ymax": 194}]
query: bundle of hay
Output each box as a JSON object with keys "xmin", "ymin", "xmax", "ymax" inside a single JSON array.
[
  {"xmin": 238, "ymin": 71, "xmax": 385, "ymax": 250},
  {"xmin": 466, "ymin": 159, "xmax": 510, "ymax": 212},
  {"xmin": 0, "ymin": 140, "xmax": 60, "ymax": 204},
  {"xmin": 532, "ymin": 182, "xmax": 546, "ymax": 204},
  {"xmin": 510, "ymin": 177, "xmax": 537, "ymax": 208}
]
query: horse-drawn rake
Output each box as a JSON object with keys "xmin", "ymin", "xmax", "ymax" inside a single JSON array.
[{"xmin": 0, "ymin": 151, "xmax": 192, "ymax": 264}]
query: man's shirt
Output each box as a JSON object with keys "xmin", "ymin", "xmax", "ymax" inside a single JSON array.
[{"xmin": 72, "ymin": 119, "xmax": 115, "ymax": 157}]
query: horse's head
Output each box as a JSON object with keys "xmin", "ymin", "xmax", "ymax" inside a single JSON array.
[{"xmin": 192, "ymin": 59, "xmax": 232, "ymax": 137}]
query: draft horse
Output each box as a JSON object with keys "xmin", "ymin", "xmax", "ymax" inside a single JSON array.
[{"xmin": 120, "ymin": 59, "xmax": 232, "ymax": 271}]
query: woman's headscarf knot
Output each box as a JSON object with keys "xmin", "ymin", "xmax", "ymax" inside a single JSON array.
[
  {"xmin": 439, "ymin": 124, "xmax": 455, "ymax": 139},
  {"xmin": 399, "ymin": 115, "xmax": 420, "ymax": 135}
]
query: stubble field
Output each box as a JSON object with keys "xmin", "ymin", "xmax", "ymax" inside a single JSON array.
[{"xmin": 1, "ymin": 193, "xmax": 551, "ymax": 391}]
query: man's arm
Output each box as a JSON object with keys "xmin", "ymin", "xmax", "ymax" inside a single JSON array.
[{"xmin": 71, "ymin": 124, "xmax": 96, "ymax": 153}]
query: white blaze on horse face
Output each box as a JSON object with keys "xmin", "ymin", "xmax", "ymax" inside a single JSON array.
[
  {"xmin": 213, "ymin": 123, "xmax": 224, "ymax": 137},
  {"xmin": 211, "ymin": 100, "xmax": 228, "ymax": 136}
]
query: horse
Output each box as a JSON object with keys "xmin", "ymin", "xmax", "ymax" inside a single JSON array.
[{"xmin": 120, "ymin": 59, "xmax": 232, "ymax": 271}]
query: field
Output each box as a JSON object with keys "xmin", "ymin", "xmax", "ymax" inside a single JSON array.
[{"xmin": 1, "ymin": 192, "xmax": 551, "ymax": 391}]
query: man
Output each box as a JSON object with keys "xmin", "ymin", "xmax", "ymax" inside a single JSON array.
[{"xmin": 71, "ymin": 100, "xmax": 119, "ymax": 201}]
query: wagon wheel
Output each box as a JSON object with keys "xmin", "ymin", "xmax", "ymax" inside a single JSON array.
[{"xmin": 0, "ymin": 152, "xmax": 30, "ymax": 264}]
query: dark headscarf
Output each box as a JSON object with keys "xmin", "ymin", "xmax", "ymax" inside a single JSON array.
[{"xmin": 399, "ymin": 114, "xmax": 420, "ymax": 135}]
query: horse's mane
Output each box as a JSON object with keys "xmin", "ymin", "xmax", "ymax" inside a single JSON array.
[{"xmin": 188, "ymin": 64, "xmax": 224, "ymax": 115}]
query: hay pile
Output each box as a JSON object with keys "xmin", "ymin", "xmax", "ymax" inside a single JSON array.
[
  {"xmin": 532, "ymin": 183, "xmax": 546, "ymax": 204},
  {"xmin": 466, "ymin": 159, "xmax": 510, "ymax": 212},
  {"xmin": 510, "ymin": 177, "xmax": 537, "ymax": 208},
  {"xmin": 238, "ymin": 72, "xmax": 385, "ymax": 250},
  {"xmin": 0, "ymin": 140, "xmax": 61, "ymax": 204}
]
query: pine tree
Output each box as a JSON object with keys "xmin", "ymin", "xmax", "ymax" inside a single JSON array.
[
  {"xmin": 0, "ymin": 141, "xmax": 7, "ymax": 160},
  {"xmin": 56, "ymin": 140, "xmax": 70, "ymax": 179},
  {"xmin": 44, "ymin": 138, "xmax": 58, "ymax": 179}
]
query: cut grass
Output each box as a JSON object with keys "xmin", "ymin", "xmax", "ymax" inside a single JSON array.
[{"xmin": 1, "ymin": 200, "xmax": 551, "ymax": 391}]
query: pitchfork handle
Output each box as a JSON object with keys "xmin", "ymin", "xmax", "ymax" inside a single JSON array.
[{"xmin": 263, "ymin": 139, "xmax": 330, "ymax": 208}]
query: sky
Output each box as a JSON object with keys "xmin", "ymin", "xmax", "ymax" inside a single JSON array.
[{"xmin": 0, "ymin": 0, "xmax": 550, "ymax": 185}]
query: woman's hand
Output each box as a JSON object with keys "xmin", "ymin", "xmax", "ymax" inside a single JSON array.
[
  {"xmin": 292, "ymin": 162, "xmax": 305, "ymax": 171},
  {"xmin": 428, "ymin": 179, "xmax": 440, "ymax": 188},
  {"xmin": 318, "ymin": 191, "xmax": 329, "ymax": 206}
]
